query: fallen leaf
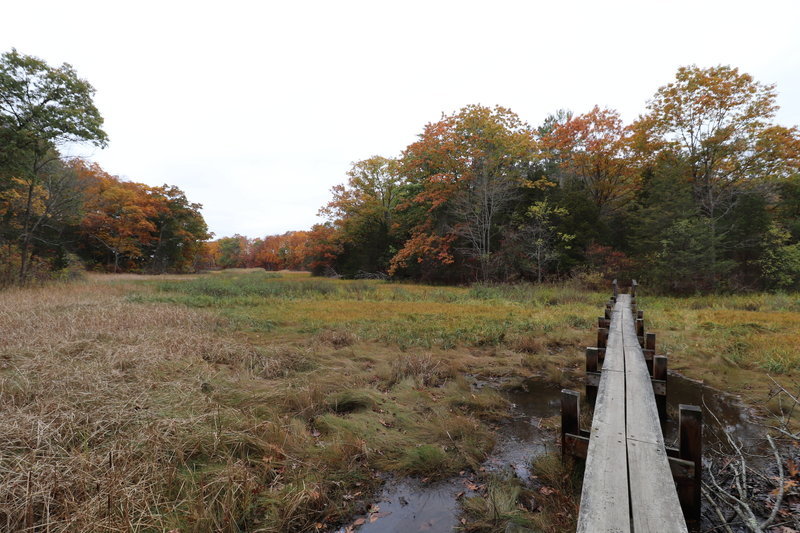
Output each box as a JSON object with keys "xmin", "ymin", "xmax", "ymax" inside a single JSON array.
[
  {"xmin": 369, "ymin": 512, "xmax": 392, "ymax": 523},
  {"xmin": 353, "ymin": 517, "xmax": 366, "ymax": 526}
]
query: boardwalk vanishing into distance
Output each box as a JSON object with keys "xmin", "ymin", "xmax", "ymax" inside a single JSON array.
[{"xmin": 561, "ymin": 282, "xmax": 702, "ymax": 533}]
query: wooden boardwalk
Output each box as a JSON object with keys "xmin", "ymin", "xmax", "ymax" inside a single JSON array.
[{"xmin": 562, "ymin": 285, "xmax": 701, "ymax": 532}]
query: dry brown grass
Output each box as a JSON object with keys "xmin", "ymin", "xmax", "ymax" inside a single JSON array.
[
  {"xmin": 0, "ymin": 278, "xmax": 516, "ymax": 531},
  {"xmin": 0, "ymin": 281, "xmax": 308, "ymax": 531}
]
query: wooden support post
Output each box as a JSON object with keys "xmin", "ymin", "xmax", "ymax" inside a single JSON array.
[
  {"xmin": 645, "ymin": 332, "xmax": 656, "ymax": 351},
  {"xmin": 585, "ymin": 347, "xmax": 600, "ymax": 406},
  {"xmin": 631, "ymin": 279, "xmax": 638, "ymax": 297},
  {"xmin": 561, "ymin": 390, "xmax": 580, "ymax": 460},
  {"xmin": 604, "ymin": 307, "xmax": 612, "ymax": 320},
  {"xmin": 637, "ymin": 309, "xmax": 643, "ymax": 320},
  {"xmin": 645, "ymin": 333, "xmax": 656, "ymax": 375},
  {"xmin": 597, "ymin": 327, "xmax": 608, "ymax": 349},
  {"xmin": 653, "ymin": 355, "xmax": 667, "ymax": 421},
  {"xmin": 598, "ymin": 316, "xmax": 610, "ymax": 329},
  {"xmin": 678, "ymin": 405, "xmax": 702, "ymax": 524},
  {"xmin": 612, "ymin": 278, "xmax": 618, "ymax": 298},
  {"xmin": 636, "ymin": 318, "xmax": 644, "ymax": 338}
]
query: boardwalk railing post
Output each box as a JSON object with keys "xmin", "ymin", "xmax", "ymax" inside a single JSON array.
[
  {"xmin": 561, "ymin": 389, "xmax": 580, "ymax": 460},
  {"xmin": 653, "ymin": 355, "xmax": 668, "ymax": 421},
  {"xmin": 585, "ymin": 347, "xmax": 599, "ymax": 406},
  {"xmin": 597, "ymin": 327, "xmax": 608, "ymax": 349},
  {"xmin": 636, "ymin": 317, "xmax": 645, "ymax": 347},
  {"xmin": 612, "ymin": 278, "xmax": 618, "ymax": 299},
  {"xmin": 631, "ymin": 279, "xmax": 637, "ymax": 297},
  {"xmin": 598, "ymin": 316, "xmax": 610, "ymax": 329},
  {"xmin": 678, "ymin": 405, "xmax": 702, "ymax": 524},
  {"xmin": 644, "ymin": 333, "xmax": 656, "ymax": 375}
]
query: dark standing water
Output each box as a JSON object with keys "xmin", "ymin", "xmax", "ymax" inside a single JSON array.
[
  {"xmin": 663, "ymin": 373, "xmax": 767, "ymax": 456},
  {"xmin": 343, "ymin": 374, "xmax": 765, "ymax": 533},
  {"xmin": 345, "ymin": 380, "xmax": 562, "ymax": 533}
]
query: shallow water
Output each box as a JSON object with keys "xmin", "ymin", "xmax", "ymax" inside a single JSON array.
[
  {"xmin": 346, "ymin": 374, "xmax": 765, "ymax": 533},
  {"xmin": 349, "ymin": 478, "xmax": 469, "ymax": 533},
  {"xmin": 348, "ymin": 380, "xmax": 562, "ymax": 533},
  {"xmin": 663, "ymin": 373, "xmax": 767, "ymax": 456}
]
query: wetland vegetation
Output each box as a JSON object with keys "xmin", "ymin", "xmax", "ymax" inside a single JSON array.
[{"xmin": 1, "ymin": 271, "xmax": 797, "ymax": 531}]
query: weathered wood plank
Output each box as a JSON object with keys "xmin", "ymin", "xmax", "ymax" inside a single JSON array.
[
  {"xmin": 619, "ymin": 296, "xmax": 687, "ymax": 533},
  {"xmin": 577, "ymin": 300, "xmax": 630, "ymax": 533}
]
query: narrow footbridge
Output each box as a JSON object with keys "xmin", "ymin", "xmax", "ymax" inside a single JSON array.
[{"xmin": 561, "ymin": 281, "xmax": 702, "ymax": 532}]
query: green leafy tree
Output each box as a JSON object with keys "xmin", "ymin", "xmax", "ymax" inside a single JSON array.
[
  {"xmin": 759, "ymin": 224, "xmax": 800, "ymax": 291},
  {"xmin": 320, "ymin": 156, "xmax": 407, "ymax": 275},
  {"xmin": 146, "ymin": 185, "xmax": 211, "ymax": 273},
  {"xmin": 0, "ymin": 49, "xmax": 107, "ymax": 282}
]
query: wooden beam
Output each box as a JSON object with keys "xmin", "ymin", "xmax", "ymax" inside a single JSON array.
[
  {"xmin": 653, "ymin": 355, "xmax": 668, "ymax": 421},
  {"xmin": 678, "ymin": 405, "xmax": 702, "ymax": 524},
  {"xmin": 597, "ymin": 327, "xmax": 608, "ymax": 349},
  {"xmin": 577, "ymin": 299, "xmax": 630, "ymax": 533},
  {"xmin": 586, "ymin": 347, "xmax": 600, "ymax": 406},
  {"xmin": 643, "ymin": 348, "xmax": 655, "ymax": 375},
  {"xmin": 564, "ymin": 432, "xmax": 589, "ymax": 460},
  {"xmin": 620, "ymin": 297, "xmax": 686, "ymax": 533},
  {"xmin": 645, "ymin": 333, "xmax": 656, "ymax": 374},
  {"xmin": 561, "ymin": 389, "xmax": 580, "ymax": 460}
]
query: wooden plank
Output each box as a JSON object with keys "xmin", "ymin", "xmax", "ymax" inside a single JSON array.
[
  {"xmin": 618, "ymin": 296, "xmax": 687, "ymax": 533},
  {"xmin": 577, "ymin": 299, "xmax": 630, "ymax": 533}
]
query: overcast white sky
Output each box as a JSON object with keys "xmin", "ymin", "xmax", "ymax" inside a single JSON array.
[{"xmin": 4, "ymin": 1, "xmax": 799, "ymax": 238}]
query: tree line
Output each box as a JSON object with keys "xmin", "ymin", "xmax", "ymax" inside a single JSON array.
[
  {"xmin": 4, "ymin": 47, "xmax": 798, "ymax": 292},
  {"xmin": 212, "ymin": 65, "xmax": 800, "ymax": 292},
  {"xmin": 0, "ymin": 50, "xmax": 209, "ymax": 285}
]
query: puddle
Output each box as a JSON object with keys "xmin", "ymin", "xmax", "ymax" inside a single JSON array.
[
  {"xmin": 662, "ymin": 373, "xmax": 767, "ymax": 455},
  {"xmin": 346, "ymin": 380, "xmax": 562, "ymax": 533},
  {"xmin": 482, "ymin": 380, "xmax": 562, "ymax": 482},
  {"xmin": 349, "ymin": 478, "xmax": 468, "ymax": 533}
]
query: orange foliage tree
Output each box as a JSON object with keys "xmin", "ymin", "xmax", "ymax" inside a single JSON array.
[
  {"xmin": 391, "ymin": 105, "xmax": 537, "ymax": 281},
  {"xmin": 542, "ymin": 106, "xmax": 637, "ymax": 215}
]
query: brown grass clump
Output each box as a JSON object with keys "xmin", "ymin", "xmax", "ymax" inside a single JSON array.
[
  {"xmin": 385, "ymin": 353, "xmax": 456, "ymax": 387},
  {"xmin": 314, "ymin": 329, "xmax": 358, "ymax": 348},
  {"xmin": 510, "ymin": 334, "xmax": 545, "ymax": 354}
]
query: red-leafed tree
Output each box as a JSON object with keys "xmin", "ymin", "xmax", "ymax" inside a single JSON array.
[
  {"xmin": 392, "ymin": 105, "xmax": 537, "ymax": 281},
  {"xmin": 542, "ymin": 106, "xmax": 637, "ymax": 215}
]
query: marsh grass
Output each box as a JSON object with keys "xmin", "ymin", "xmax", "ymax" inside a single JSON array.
[
  {"xmin": 0, "ymin": 276, "xmax": 521, "ymax": 531},
  {"xmin": 1, "ymin": 273, "xmax": 797, "ymax": 531}
]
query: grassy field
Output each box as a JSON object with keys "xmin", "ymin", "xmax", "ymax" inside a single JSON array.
[{"xmin": 0, "ymin": 271, "xmax": 797, "ymax": 532}]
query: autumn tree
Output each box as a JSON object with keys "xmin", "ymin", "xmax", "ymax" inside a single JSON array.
[
  {"xmin": 639, "ymin": 65, "xmax": 800, "ymax": 286},
  {"xmin": 304, "ymin": 223, "xmax": 343, "ymax": 275},
  {"xmin": 0, "ymin": 49, "xmax": 107, "ymax": 282},
  {"xmin": 77, "ymin": 166, "xmax": 159, "ymax": 272},
  {"xmin": 250, "ymin": 231, "xmax": 310, "ymax": 270},
  {"xmin": 392, "ymin": 105, "xmax": 537, "ymax": 281},
  {"xmin": 542, "ymin": 106, "xmax": 637, "ymax": 215}
]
